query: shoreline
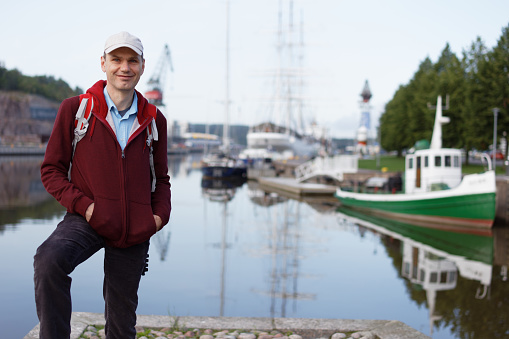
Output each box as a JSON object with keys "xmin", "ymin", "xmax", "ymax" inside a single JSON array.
[{"xmin": 23, "ymin": 313, "xmax": 430, "ymax": 339}]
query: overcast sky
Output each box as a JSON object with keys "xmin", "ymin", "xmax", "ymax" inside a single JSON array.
[{"xmin": 1, "ymin": 0, "xmax": 509, "ymax": 138}]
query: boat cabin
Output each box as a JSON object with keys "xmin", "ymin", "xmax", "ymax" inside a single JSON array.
[{"xmin": 405, "ymin": 148, "xmax": 462, "ymax": 194}]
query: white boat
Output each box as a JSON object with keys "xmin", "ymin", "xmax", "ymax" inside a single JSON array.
[{"xmin": 335, "ymin": 96, "xmax": 497, "ymax": 230}]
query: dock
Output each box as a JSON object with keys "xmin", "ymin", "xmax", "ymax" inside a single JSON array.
[{"xmin": 258, "ymin": 177, "xmax": 336, "ymax": 196}]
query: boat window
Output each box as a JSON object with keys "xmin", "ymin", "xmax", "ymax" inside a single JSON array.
[
  {"xmin": 445, "ymin": 155, "xmax": 451, "ymax": 167},
  {"xmin": 403, "ymin": 262, "xmax": 410, "ymax": 275},
  {"xmin": 454, "ymin": 156, "xmax": 460, "ymax": 167},
  {"xmin": 420, "ymin": 269, "xmax": 425, "ymax": 282},
  {"xmin": 434, "ymin": 156, "xmax": 441, "ymax": 167},
  {"xmin": 424, "ymin": 156, "xmax": 429, "ymax": 167},
  {"xmin": 408, "ymin": 157, "xmax": 413, "ymax": 169},
  {"xmin": 430, "ymin": 272, "xmax": 438, "ymax": 283},
  {"xmin": 440, "ymin": 271, "xmax": 448, "ymax": 284},
  {"xmin": 449, "ymin": 271, "xmax": 457, "ymax": 283}
]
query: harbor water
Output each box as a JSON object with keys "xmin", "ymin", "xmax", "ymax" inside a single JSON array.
[{"xmin": 0, "ymin": 155, "xmax": 508, "ymax": 339}]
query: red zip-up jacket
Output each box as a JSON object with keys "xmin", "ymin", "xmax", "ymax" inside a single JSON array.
[{"xmin": 41, "ymin": 80, "xmax": 172, "ymax": 248}]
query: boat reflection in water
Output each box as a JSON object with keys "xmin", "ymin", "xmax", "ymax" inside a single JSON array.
[
  {"xmin": 247, "ymin": 180, "xmax": 288, "ymax": 207},
  {"xmin": 200, "ymin": 176, "xmax": 246, "ymax": 316},
  {"xmin": 247, "ymin": 181, "xmax": 319, "ymax": 318},
  {"xmin": 201, "ymin": 177, "xmax": 246, "ymax": 203},
  {"xmin": 336, "ymin": 206, "xmax": 507, "ymax": 338},
  {"xmin": 249, "ymin": 178, "xmax": 508, "ymax": 338}
]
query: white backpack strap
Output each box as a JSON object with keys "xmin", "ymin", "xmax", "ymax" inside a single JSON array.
[
  {"xmin": 146, "ymin": 118, "xmax": 158, "ymax": 192},
  {"xmin": 69, "ymin": 95, "xmax": 93, "ymax": 181}
]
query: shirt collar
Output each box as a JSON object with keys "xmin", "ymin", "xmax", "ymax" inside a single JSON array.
[{"xmin": 103, "ymin": 87, "xmax": 138, "ymax": 117}]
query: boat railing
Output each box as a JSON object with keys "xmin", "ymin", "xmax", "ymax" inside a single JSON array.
[
  {"xmin": 295, "ymin": 154, "xmax": 358, "ymax": 183},
  {"xmin": 480, "ymin": 153, "xmax": 493, "ymax": 171}
]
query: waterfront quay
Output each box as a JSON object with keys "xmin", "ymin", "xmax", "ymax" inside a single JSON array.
[{"xmin": 24, "ymin": 313, "xmax": 430, "ymax": 339}]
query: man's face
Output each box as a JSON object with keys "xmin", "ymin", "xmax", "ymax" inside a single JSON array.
[{"xmin": 101, "ymin": 47, "xmax": 145, "ymax": 94}]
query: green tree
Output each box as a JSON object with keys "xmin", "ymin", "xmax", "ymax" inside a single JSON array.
[
  {"xmin": 462, "ymin": 37, "xmax": 490, "ymax": 163},
  {"xmin": 434, "ymin": 44, "xmax": 467, "ymax": 149},
  {"xmin": 380, "ymin": 85, "xmax": 411, "ymax": 156},
  {"xmin": 485, "ymin": 25, "xmax": 509, "ymax": 154},
  {"xmin": 0, "ymin": 65, "xmax": 80, "ymax": 102}
]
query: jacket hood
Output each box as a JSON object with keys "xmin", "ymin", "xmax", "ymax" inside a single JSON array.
[{"xmin": 86, "ymin": 80, "xmax": 156, "ymax": 123}]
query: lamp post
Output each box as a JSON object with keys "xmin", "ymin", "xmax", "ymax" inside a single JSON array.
[{"xmin": 493, "ymin": 108, "xmax": 499, "ymax": 170}]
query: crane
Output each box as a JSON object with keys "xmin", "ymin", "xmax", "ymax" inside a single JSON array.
[{"xmin": 145, "ymin": 44, "xmax": 174, "ymax": 106}]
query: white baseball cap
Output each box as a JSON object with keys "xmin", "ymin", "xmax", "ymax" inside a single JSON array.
[{"xmin": 104, "ymin": 31, "xmax": 143, "ymax": 55}]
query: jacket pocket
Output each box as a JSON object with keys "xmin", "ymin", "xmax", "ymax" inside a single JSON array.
[
  {"xmin": 125, "ymin": 200, "xmax": 156, "ymax": 246},
  {"xmin": 88, "ymin": 196, "xmax": 123, "ymax": 242}
]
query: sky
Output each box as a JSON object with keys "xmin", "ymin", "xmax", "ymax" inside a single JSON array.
[{"xmin": 1, "ymin": 0, "xmax": 509, "ymax": 138}]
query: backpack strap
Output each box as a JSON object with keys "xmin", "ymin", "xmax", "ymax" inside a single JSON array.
[
  {"xmin": 146, "ymin": 105, "xmax": 159, "ymax": 192},
  {"xmin": 72, "ymin": 94, "xmax": 94, "ymax": 158},
  {"xmin": 69, "ymin": 94, "xmax": 93, "ymax": 181}
]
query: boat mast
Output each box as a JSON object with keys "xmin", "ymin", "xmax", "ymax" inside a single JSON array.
[
  {"xmin": 285, "ymin": 0, "xmax": 294, "ymax": 135},
  {"xmin": 298, "ymin": 9, "xmax": 305, "ymax": 134},
  {"xmin": 223, "ymin": 0, "xmax": 231, "ymax": 152},
  {"xmin": 275, "ymin": 0, "xmax": 283, "ymax": 133},
  {"xmin": 429, "ymin": 96, "xmax": 450, "ymax": 150}
]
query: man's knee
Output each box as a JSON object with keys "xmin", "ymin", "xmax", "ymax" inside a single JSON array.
[{"xmin": 34, "ymin": 240, "xmax": 70, "ymax": 278}]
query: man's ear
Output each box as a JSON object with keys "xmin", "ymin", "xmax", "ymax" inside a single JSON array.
[{"xmin": 101, "ymin": 55, "xmax": 106, "ymax": 72}]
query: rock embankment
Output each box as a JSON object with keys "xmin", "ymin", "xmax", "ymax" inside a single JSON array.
[{"xmin": 0, "ymin": 91, "xmax": 59, "ymax": 145}]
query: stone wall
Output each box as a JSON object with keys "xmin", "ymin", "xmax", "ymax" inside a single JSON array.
[{"xmin": 0, "ymin": 91, "xmax": 59, "ymax": 145}]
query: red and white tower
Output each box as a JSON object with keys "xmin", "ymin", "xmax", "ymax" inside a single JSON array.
[{"xmin": 356, "ymin": 80, "xmax": 372, "ymax": 155}]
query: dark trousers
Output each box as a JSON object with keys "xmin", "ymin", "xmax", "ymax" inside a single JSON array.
[{"xmin": 33, "ymin": 213, "xmax": 149, "ymax": 339}]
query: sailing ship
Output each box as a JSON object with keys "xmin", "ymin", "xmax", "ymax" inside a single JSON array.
[
  {"xmin": 241, "ymin": 0, "xmax": 323, "ymax": 162},
  {"xmin": 335, "ymin": 96, "xmax": 497, "ymax": 230}
]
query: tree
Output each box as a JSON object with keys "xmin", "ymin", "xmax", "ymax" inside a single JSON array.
[
  {"xmin": 0, "ymin": 65, "xmax": 80, "ymax": 102},
  {"xmin": 485, "ymin": 24, "xmax": 509, "ymax": 154},
  {"xmin": 434, "ymin": 44, "xmax": 467, "ymax": 149},
  {"xmin": 462, "ymin": 37, "xmax": 490, "ymax": 163}
]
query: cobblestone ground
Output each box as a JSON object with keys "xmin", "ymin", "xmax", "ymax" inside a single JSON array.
[{"xmin": 79, "ymin": 326, "xmax": 379, "ymax": 339}]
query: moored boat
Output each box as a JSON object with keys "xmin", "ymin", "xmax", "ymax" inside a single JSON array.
[
  {"xmin": 335, "ymin": 96, "xmax": 496, "ymax": 229},
  {"xmin": 201, "ymin": 152, "xmax": 247, "ymax": 180}
]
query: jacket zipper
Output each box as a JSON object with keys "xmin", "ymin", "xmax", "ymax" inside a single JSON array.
[{"xmin": 120, "ymin": 147, "xmax": 128, "ymax": 246}]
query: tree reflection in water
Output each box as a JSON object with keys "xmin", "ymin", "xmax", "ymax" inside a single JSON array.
[
  {"xmin": 336, "ymin": 206, "xmax": 509, "ymax": 339},
  {"xmin": 0, "ymin": 156, "xmax": 64, "ymax": 231}
]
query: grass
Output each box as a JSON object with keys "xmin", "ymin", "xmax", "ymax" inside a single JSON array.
[{"xmin": 359, "ymin": 155, "xmax": 506, "ymax": 175}]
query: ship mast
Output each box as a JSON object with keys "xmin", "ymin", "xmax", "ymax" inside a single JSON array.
[{"xmin": 223, "ymin": 0, "xmax": 231, "ymax": 152}]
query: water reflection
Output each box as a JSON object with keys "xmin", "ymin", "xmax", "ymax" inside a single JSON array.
[
  {"xmin": 246, "ymin": 181, "xmax": 318, "ymax": 317},
  {"xmin": 247, "ymin": 181, "xmax": 288, "ymax": 207},
  {"xmin": 0, "ymin": 156, "xmax": 64, "ymax": 230},
  {"xmin": 247, "ymin": 180, "xmax": 508, "ymax": 338},
  {"xmin": 0, "ymin": 154, "xmax": 202, "ymax": 231},
  {"xmin": 201, "ymin": 177, "xmax": 246, "ymax": 203},
  {"xmin": 201, "ymin": 177, "xmax": 246, "ymax": 316},
  {"xmin": 3, "ymin": 154, "xmax": 508, "ymax": 339},
  {"xmin": 335, "ymin": 206, "xmax": 509, "ymax": 339}
]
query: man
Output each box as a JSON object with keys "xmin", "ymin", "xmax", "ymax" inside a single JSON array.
[{"xmin": 34, "ymin": 32, "xmax": 172, "ymax": 338}]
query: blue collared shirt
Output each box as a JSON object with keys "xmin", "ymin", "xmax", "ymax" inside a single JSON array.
[{"xmin": 103, "ymin": 87, "xmax": 138, "ymax": 150}]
